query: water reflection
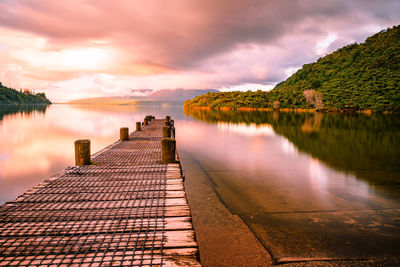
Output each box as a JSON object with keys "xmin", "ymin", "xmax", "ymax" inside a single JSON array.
[
  {"xmin": 0, "ymin": 104, "xmax": 49, "ymax": 121},
  {"xmin": 184, "ymin": 108, "xmax": 400, "ymax": 184},
  {"xmin": 181, "ymin": 107, "xmax": 400, "ymax": 259},
  {"xmin": 218, "ymin": 122, "xmax": 275, "ymax": 137}
]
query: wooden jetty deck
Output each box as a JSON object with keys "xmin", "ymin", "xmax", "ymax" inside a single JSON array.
[{"xmin": 0, "ymin": 119, "xmax": 201, "ymax": 266}]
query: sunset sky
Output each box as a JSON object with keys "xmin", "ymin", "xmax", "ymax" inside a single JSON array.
[{"xmin": 0, "ymin": 0, "xmax": 399, "ymax": 102}]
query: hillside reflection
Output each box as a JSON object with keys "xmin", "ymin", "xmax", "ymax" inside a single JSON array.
[
  {"xmin": 184, "ymin": 108, "xmax": 400, "ymax": 185},
  {"xmin": 0, "ymin": 105, "xmax": 49, "ymax": 121}
]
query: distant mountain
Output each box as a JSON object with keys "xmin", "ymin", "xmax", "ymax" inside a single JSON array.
[
  {"xmin": 0, "ymin": 82, "xmax": 51, "ymax": 105},
  {"xmin": 68, "ymin": 97, "xmax": 137, "ymax": 105},
  {"xmin": 185, "ymin": 25, "xmax": 400, "ymax": 112},
  {"xmin": 133, "ymin": 89, "xmax": 218, "ymax": 101},
  {"xmin": 68, "ymin": 89, "xmax": 219, "ymax": 105}
]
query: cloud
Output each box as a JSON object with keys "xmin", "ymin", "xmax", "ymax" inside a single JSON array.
[{"xmin": 0, "ymin": 0, "xmax": 399, "ymax": 101}]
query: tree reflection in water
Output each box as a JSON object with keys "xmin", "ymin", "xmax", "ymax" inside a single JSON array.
[{"xmin": 184, "ymin": 107, "xmax": 400, "ymax": 185}]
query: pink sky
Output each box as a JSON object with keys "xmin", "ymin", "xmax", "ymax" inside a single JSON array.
[{"xmin": 0, "ymin": 0, "xmax": 399, "ymax": 102}]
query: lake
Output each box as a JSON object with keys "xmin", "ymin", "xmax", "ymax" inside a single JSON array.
[{"xmin": 1, "ymin": 103, "xmax": 399, "ymax": 262}]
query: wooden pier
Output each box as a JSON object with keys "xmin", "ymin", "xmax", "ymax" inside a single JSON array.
[{"xmin": 0, "ymin": 119, "xmax": 201, "ymax": 266}]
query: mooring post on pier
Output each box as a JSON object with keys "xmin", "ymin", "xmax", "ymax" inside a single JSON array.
[
  {"xmin": 145, "ymin": 115, "xmax": 154, "ymax": 122},
  {"xmin": 120, "ymin": 127, "xmax": 129, "ymax": 141},
  {"xmin": 163, "ymin": 126, "xmax": 171, "ymax": 138},
  {"xmin": 74, "ymin": 139, "xmax": 91, "ymax": 166},
  {"xmin": 161, "ymin": 138, "xmax": 176, "ymax": 163},
  {"xmin": 136, "ymin": 122, "xmax": 141, "ymax": 131}
]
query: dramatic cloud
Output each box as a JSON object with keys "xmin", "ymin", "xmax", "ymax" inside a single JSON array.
[{"xmin": 0, "ymin": 0, "xmax": 399, "ymax": 101}]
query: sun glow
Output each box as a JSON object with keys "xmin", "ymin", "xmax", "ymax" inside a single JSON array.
[
  {"xmin": 56, "ymin": 48, "xmax": 111, "ymax": 70},
  {"xmin": 15, "ymin": 47, "xmax": 113, "ymax": 71}
]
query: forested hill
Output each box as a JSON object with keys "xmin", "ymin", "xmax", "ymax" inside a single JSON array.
[
  {"xmin": 185, "ymin": 25, "xmax": 400, "ymax": 112},
  {"xmin": 0, "ymin": 82, "xmax": 51, "ymax": 105}
]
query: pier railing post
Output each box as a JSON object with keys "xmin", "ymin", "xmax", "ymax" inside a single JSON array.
[
  {"xmin": 162, "ymin": 126, "xmax": 171, "ymax": 138},
  {"xmin": 120, "ymin": 127, "xmax": 129, "ymax": 141},
  {"xmin": 74, "ymin": 139, "xmax": 91, "ymax": 166},
  {"xmin": 161, "ymin": 138, "xmax": 176, "ymax": 163},
  {"xmin": 136, "ymin": 122, "xmax": 141, "ymax": 131}
]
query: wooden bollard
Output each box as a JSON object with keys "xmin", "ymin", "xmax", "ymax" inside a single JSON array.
[
  {"xmin": 161, "ymin": 138, "xmax": 176, "ymax": 163},
  {"xmin": 165, "ymin": 116, "xmax": 170, "ymax": 122},
  {"xmin": 74, "ymin": 139, "xmax": 91, "ymax": 166},
  {"xmin": 144, "ymin": 119, "xmax": 148, "ymax": 125},
  {"xmin": 136, "ymin": 122, "xmax": 141, "ymax": 131},
  {"xmin": 165, "ymin": 121, "xmax": 171, "ymax": 127},
  {"xmin": 120, "ymin": 127, "xmax": 129, "ymax": 141},
  {"xmin": 162, "ymin": 126, "xmax": 171, "ymax": 138}
]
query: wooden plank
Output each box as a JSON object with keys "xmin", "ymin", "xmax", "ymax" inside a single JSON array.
[
  {"xmin": 164, "ymin": 230, "xmax": 198, "ymax": 248},
  {"xmin": 0, "ymin": 248, "xmax": 198, "ymax": 266},
  {"xmin": 0, "ymin": 217, "xmax": 193, "ymax": 236},
  {"xmin": 4, "ymin": 197, "xmax": 188, "ymax": 211},
  {"xmin": 164, "ymin": 258, "xmax": 202, "ymax": 267},
  {"xmin": 167, "ymin": 184, "xmax": 184, "ymax": 191},
  {"xmin": 13, "ymin": 190, "xmax": 185, "ymax": 202},
  {"xmin": 0, "ymin": 206, "xmax": 191, "ymax": 222}
]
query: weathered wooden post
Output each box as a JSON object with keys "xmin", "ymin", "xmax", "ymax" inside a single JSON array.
[
  {"xmin": 145, "ymin": 115, "xmax": 154, "ymax": 122},
  {"xmin": 120, "ymin": 127, "xmax": 129, "ymax": 141},
  {"xmin": 162, "ymin": 126, "xmax": 171, "ymax": 138},
  {"xmin": 161, "ymin": 138, "xmax": 176, "ymax": 163},
  {"xmin": 74, "ymin": 139, "xmax": 91, "ymax": 166},
  {"xmin": 165, "ymin": 116, "xmax": 170, "ymax": 122},
  {"xmin": 136, "ymin": 122, "xmax": 141, "ymax": 131}
]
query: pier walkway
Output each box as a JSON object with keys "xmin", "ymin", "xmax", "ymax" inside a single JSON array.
[{"xmin": 0, "ymin": 119, "xmax": 200, "ymax": 266}]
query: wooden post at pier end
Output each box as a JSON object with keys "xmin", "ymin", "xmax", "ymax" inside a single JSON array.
[
  {"xmin": 145, "ymin": 115, "xmax": 154, "ymax": 122},
  {"xmin": 162, "ymin": 126, "xmax": 171, "ymax": 138},
  {"xmin": 120, "ymin": 127, "xmax": 129, "ymax": 141},
  {"xmin": 161, "ymin": 138, "xmax": 176, "ymax": 163},
  {"xmin": 74, "ymin": 139, "xmax": 91, "ymax": 166},
  {"xmin": 136, "ymin": 122, "xmax": 141, "ymax": 131}
]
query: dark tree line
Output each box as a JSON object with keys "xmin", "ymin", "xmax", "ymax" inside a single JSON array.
[{"xmin": 0, "ymin": 82, "xmax": 51, "ymax": 105}]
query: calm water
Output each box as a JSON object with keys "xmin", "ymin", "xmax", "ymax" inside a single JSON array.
[{"xmin": 1, "ymin": 103, "xmax": 399, "ymax": 260}]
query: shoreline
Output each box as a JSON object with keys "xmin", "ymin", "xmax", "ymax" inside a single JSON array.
[{"xmin": 183, "ymin": 105, "xmax": 399, "ymax": 114}]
